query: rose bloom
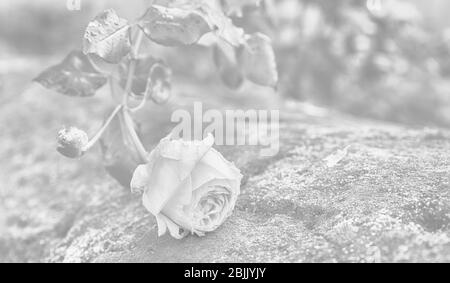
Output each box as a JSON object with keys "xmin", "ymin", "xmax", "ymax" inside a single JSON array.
[{"xmin": 131, "ymin": 134, "xmax": 242, "ymax": 239}]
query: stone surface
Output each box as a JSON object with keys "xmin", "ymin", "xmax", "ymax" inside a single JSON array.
[{"xmin": 1, "ymin": 71, "xmax": 450, "ymax": 263}]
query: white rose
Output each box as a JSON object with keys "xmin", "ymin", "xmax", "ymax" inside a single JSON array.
[{"xmin": 131, "ymin": 134, "xmax": 242, "ymax": 239}]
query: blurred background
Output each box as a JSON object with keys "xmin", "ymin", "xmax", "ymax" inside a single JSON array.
[{"xmin": 2, "ymin": 0, "xmax": 450, "ymax": 127}]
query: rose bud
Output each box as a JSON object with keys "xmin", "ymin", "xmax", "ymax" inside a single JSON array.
[
  {"xmin": 148, "ymin": 63, "xmax": 172, "ymax": 105},
  {"xmin": 57, "ymin": 127, "xmax": 89, "ymax": 159},
  {"xmin": 150, "ymin": 80, "xmax": 171, "ymax": 105},
  {"xmin": 131, "ymin": 134, "xmax": 242, "ymax": 239}
]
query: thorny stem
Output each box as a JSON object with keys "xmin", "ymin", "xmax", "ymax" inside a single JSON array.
[
  {"xmin": 122, "ymin": 59, "xmax": 137, "ymax": 107},
  {"xmin": 129, "ymin": 62, "xmax": 160, "ymax": 113},
  {"xmin": 122, "ymin": 28, "xmax": 145, "ymax": 107},
  {"xmin": 109, "ymin": 76, "xmax": 120, "ymax": 103},
  {"xmin": 120, "ymin": 27, "xmax": 150, "ymax": 162},
  {"xmin": 129, "ymin": 89, "xmax": 151, "ymax": 113},
  {"xmin": 83, "ymin": 105, "xmax": 123, "ymax": 151},
  {"xmin": 121, "ymin": 108, "xmax": 149, "ymax": 163},
  {"xmin": 131, "ymin": 28, "xmax": 145, "ymax": 58}
]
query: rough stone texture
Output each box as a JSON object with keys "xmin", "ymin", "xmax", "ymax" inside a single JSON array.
[{"xmin": 1, "ymin": 69, "xmax": 450, "ymax": 263}]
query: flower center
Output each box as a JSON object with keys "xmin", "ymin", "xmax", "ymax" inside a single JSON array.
[{"xmin": 193, "ymin": 186, "xmax": 231, "ymax": 230}]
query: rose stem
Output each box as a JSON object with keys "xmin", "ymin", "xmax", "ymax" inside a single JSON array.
[
  {"xmin": 109, "ymin": 76, "xmax": 122, "ymax": 103},
  {"xmin": 120, "ymin": 27, "xmax": 149, "ymax": 163},
  {"xmin": 122, "ymin": 60, "xmax": 137, "ymax": 108},
  {"xmin": 132, "ymin": 28, "xmax": 144, "ymax": 57},
  {"xmin": 129, "ymin": 82, "xmax": 151, "ymax": 113},
  {"xmin": 123, "ymin": 28, "xmax": 145, "ymax": 107},
  {"xmin": 83, "ymin": 104, "xmax": 123, "ymax": 151},
  {"xmin": 87, "ymin": 55, "xmax": 104, "ymax": 74},
  {"xmin": 121, "ymin": 109, "xmax": 149, "ymax": 163}
]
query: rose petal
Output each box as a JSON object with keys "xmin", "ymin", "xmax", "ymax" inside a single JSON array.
[
  {"xmin": 155, "ymin": 213, "xmax": 168, "ymax": 237},
  {"xmin": 141, "ymin": 135, "xmax": 215, "ymax": 215},
  {"xmin": 200, "ymin": 148, "xmax": 242, "ymax": 180},
  {"xmin": 161, "ymin": 135, "xmax": 214, "ymax": 181},
  {"xmin": 130, "ymin": 145, "xmax": 160, "ymax": 193},
  {"xmin": 130, "ymin": 164, "xmax": 150, "ymax": 194},
  {"xmin": 142, "ymin": 158, "xmax": 184, "ymax": 215},
  {"xmin": 187, "ymin": 180, "xmax": 239, "ymax": 233},
  {"xmin": 190, "ymin": 162, "xmax": 225, "ymax": 189},
  {"xmin": 162, "ymin": 176, "xmax": 195, "ymax": 234},
  {"xmin": 167, "ymin": 175, "xmax": 193, "ymax": 207},
  {"xmin": 159, "ymin": 134, "xmax": 214, "ymax": 161},
  {"xmin": 155, "ymin": 213, "xmax": 187, "ymax": 239},
  {"xmin": 135, "ymin": 133, "xmax": 242, "ymax": 239},
  {"xmin": 191, "ymin": 148, "xmax": 242, "ymax": 189}
]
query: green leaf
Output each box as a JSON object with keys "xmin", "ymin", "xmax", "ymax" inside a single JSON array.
[
  {"xmin": 100, "ymin": 113, "xmax": 142, "ymax": 188},
  {"xmin": 139, "ymin": 2, "xmax": 245, "ymax": 47},
  {"xmin": 207, "ymin": 9, "xmax": 245, "ymax": 47},
  {"xmin": 34, "ymin": 51, "xmax": 107, "ymax": 97},
  {"xmin": 83, "ymin": 9, "xmax": 131, "ymax": 64},
  {"xmin": 239, "ymin": 33, "xmax": 278, "ymax": 87},
  {"xmin": 213, "ymin": 32, "xmax": 278, "ymax": 89},
  {"xmin": 138, "ymin": 5, "xmax": 211, "ymax": 46}
]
